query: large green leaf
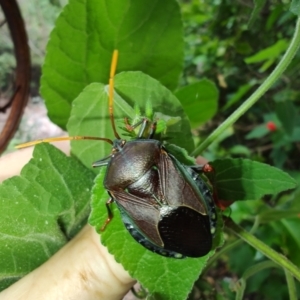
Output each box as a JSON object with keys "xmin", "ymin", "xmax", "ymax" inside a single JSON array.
[
  {"xmin": 41, "ymin": 0, "xmax": 184, "ymax": 128},
  {"xmin": 175, "ymin": 79, "xmax": 218, "ymax": 128},
  {"xmin": 208, "ymin": 159, "xmax": 297, "ymax": 201},
  {"xmin": 67, "ymin": 71, "xmax": 194, "ymax": 171},
  {"xmin": 89, "ymin": 169, "xmax": 224, "ymax": 300},
  {"xmin": 0, "ymin": 144, "xmax": 95, "ymax": 291}
]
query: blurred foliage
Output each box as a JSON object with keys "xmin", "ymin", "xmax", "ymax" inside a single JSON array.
[
  {"xmin": 181, "ymin": 0, "xmax": 300, "ymax": 171},
  {"xmin": 0, "ymin": 0, "xmax": 64, "ymax": 92},
  {"xmin": 180, "ymin": 1, "xmax": 300, "ymax": 299},
  {"xmin": 0, "ymin": 52, "xmax": 15, "ymax": 90}
]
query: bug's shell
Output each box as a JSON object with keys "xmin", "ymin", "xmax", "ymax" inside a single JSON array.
[{"xmin": 104, "ymin": 139, "xmax": 216, "ymax": 258}]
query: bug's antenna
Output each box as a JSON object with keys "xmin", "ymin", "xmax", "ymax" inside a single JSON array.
[
  {"xmin": 16, "ymin": 50, "xmax": 122, "ymax": 149},
  {"xmin": 109, "ymin": 50, "xmax": 121, "ymax": 139},
  {"xmin": 15, "ymin": 136, "xmax": 113, "ymax": 149}
]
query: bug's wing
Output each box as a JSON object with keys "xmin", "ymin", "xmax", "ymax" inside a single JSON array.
[
  {"xmin": 159, "ymin": 150, "xmax": 207, "ymax": 214},
  {"xmin": 111, "ymin": 190, "xmax": 164, "ymax": 247},
  {"xmin": 158, "ymin": 150, "xmax": 212, "ymax": 257}
]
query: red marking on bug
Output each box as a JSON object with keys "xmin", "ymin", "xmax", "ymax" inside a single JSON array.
[
  {"xmin": 203, "ymin": 163, "xmax": 214, "ymax": 173},
  {"xmin": 200, "ymin": 164, "xmax": 234, "ymax": 210},
  {"xmin": 214, "ymin": 198, "xmax": 234, "ymax": 211}
]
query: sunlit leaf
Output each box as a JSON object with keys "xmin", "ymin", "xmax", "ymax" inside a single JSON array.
[
  {"xmin": 67, "ymin": 71, "xmax": 195, "ymax": 171},
  {"xmin": 245, "ymin": 40, "xmax": 288, "ymax": 65},
  {"xmin": 41, "ymin": 0, "xmax": 184, "ymax": 128}
]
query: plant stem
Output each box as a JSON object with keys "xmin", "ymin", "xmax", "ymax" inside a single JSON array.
[
  {"xmin": 285, "ymin": 269, "xmax": 298, "ymax": 300},
  {"xmin": 192, "ymin": 16, "xmax": 300, "ymax": 156},
  {"xmin": 204, "ymin": 216, "xmax": 260, "ymax": 274},
  {"xmin": 235, "ymin": 261, "xmax": 279, "ymax": 300},
  {"xmin": 225, "ymin": 217, "xmax": 300, "ymax": 282},
  {"xmin": 242, "ymin": 261, "xmax": 279, "ymax": 279}
]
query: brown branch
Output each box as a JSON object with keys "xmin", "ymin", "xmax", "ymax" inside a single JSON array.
[{"xmin": 0, "ymin": 0, "xmax": 31, "ymax": 153}]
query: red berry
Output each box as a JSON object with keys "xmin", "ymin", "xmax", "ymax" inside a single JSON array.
[{"xmin": 266, "ymin": 121, "xmax": 277, "ymax": 131}]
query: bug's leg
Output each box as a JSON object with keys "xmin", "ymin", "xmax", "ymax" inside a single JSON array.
[
  {"xmin": 131, "ymin": 285, "xmax": 147, "ymax": 299},
  {"xmin": 124, "ymin": 117, "xmax": 151, "ymax": 138},
  {"xmin": 100, "ymin": 198, "xmax": 114, "ymax": 231},
  {"xmin": 92, "ymin": 156, "xmax": 111, "ymax": 168},
  {"xmin": 136, "ymin": 118, "xmax": 150, "ymax": 138},
  {"xmin": 148, "ymin": 121, "xmax": 157, "ymax": 139},
  {"xmin": 124, "ymin": 117, "xmax": 144, "ymax": 131},
  {"xmin": 190, "ymin": 163, "xmax": 214, "ymax": 174}
]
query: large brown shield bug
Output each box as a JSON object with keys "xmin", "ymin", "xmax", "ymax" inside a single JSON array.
[{"xmin": 17, "ymin": 50, "xmax": 216, "ymax": 258}]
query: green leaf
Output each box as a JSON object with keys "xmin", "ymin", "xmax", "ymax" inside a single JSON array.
[
  {"xmin": 245, "ymin": 124, "xmax": 269, "ymax": 139},
  {"xmin": 41, "ymin": 0, "xmax": 184, "ymax": 129},
  {"xmin": 67, "ymin": 71, "xmax": 194, "ymax": 171},
  {"xmin": 115, "ymin": 72, "xmax": 194, "ymax": 151},
  {"xmin": 280, "ymin": 218, "xmax": 300, "ymax": 265},
  {"xmin": 208, "ymin": 159, "xmax": 297, "ymax": 201},
  {"xmin": 245, "ymin": 39, "xmax": 288, "ymax": 65},
  {"xmin": 89, "ymin": 169, "xmax": 224, "ymax": 300},
  {"xmin": 270, "ymin": 148, "xmax": 288, "ymax": 169},
  {"xmin": 222, "ymin": 82, "xmax": 254, "ymax": 111},
  {"xmin": 290, "ymin": 0, "xmax": 300, "ymax": 16},
  {"xmin": 248, "ymin": 0, "xmax": 267, "ymax": 28},
  {"xmin": 259, "ymin": 58, "xmax": 275, "ymax": 72},
  {"xmin": 275, "ymin": 100, "xmax": 297, "ymax": 136},
  {"xmin": 0, "ymin": 144, "xmax": 95, "ymax": 291},
  {"xmin": 291, "ymin": 127, "xmax": 300, "ymax": 141},
  {"xmin": 175, "ymin": 79, "xmax": 218, "ymax": 127},
  {"xmin": 229, "ymin": 145, "xmax": 251, "ymax": 157}
]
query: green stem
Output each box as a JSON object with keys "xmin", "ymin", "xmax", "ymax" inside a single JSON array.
[
  {"xmin": 204, "ymin": 216, "xmax": 260, "ymax": 273},
  {"xmin": 235, "ymin": 261, "xmax": 279, "ymax": 300},
  {"xmin": 204, "ymin": 239, "xmax": 242, "ymax": 274},
  {"xmin": 192, "ymin": 16, "xmax": 300, "ymax": 157},
  {"xmin": 225, "ymin": 217, "xmax": 300, "ymax": 282},
  {"xmin": 243, "ymin": 261, "xmax": 279, "ymax": 279},
  {"xmin": 285, "ymin": 269, "xmax": 298, "ymax": 300}
]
